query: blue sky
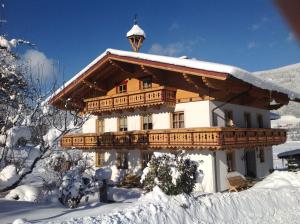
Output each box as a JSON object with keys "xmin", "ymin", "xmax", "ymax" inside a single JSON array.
[{"xmin": 3, "ymin": 0, "xmax": 300, "ymax": 83}]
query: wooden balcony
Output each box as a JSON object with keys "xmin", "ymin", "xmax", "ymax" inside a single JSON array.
[
  {"xmin": 84, "ymin": 86, "xmax": 176, "ymax": 114},
  {"xmin": 60, "ymin": 128, "xmax": 287, "ymax": 150}
]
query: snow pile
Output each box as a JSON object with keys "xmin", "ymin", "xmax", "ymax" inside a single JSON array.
[
  {"xmin": 126, "ymin": 24, "xmax": 146, "ymax": 38},
  {"xmin": 12, "ymin": 219, "xmax": 31, "ymax": 224},
  {"xmin": 45, "ymin": 171, "xmax": 300, "ymax": 224},
  {"xmin": 5, "ymin": 185, "xmax": 39, "ymax": 202},
  {"xmin": 0, "ymin": 164, "xmax": 19, "ymax": 189},
  {"xmin": 252, "ymin": 170, "xmax": 300, "ymax": 190},
  {"xmin": 107, "ymin": 187, "xmax": 142, "ymax": 202}
]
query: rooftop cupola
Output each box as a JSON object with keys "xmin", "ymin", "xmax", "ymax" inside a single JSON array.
[{"xmin": 126, "ymin": 16, "xmax": 146, "ymax": 52}]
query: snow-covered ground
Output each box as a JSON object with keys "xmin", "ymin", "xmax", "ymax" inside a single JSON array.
[
  {"xmin": 0, "ymin": 187, "xmax": 142, "ymax": 224},
  {"xmin": 1, "ymin": 171, "xmax": 300, "ymax": 224}
]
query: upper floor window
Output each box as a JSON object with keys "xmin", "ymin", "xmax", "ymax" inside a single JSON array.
[
  {"xmin": 141, "ymin": 76, "xmax": 152, "ymax": 89},
  {"xmin": 119, "ymin": 117, "xmax": 128, "ymax": 131},
  {"xmin": 142, "ymin": 114, "xmax": 153, "ymax": 130},
  {"xmin": 97, "ymin": 119, "xmax": 105, "ymax": 134},
  {"xmin": 116, "ymin": 152, "xmax": 128, "ymax": 169},
  {"xmin": 244, "ymin": 112, "xmax": 251, "ymax": 128},
  {"xmin": 212, "ymin": 111, "xmax": 218, "ymax": 126},
  {"xmin": 172, "ymin": 112, "xmax": 184, "ymax": 128},
  {"xmin": 225, "ymin": 110, "xmax": 234, "ymax": 127},
  {"xmin": 257, "ymin": 114, "xmax": 263, "ymax": 128},
  {"xmin": 117, "ymin": 80, "xmax": 127, "ymax": 93}
]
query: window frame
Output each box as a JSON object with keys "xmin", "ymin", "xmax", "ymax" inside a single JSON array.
[
  {"xmin": 116, "ymin": 80, "xmax": 128, "ymax": 94},
  {"xmin": 118, "ymin": 117, "xmax": 128, "ymax": 132},
  {"xmin": 259, "ymin": 149, "xmax": 265, "ymax": 163},
  {"xmin": 140, "ymin": 76, "xmax": 152, "ymax": 90},
  {"xmin": 142, "ymin": 114, "xmax": 153, "ymax": 130},
  {"xmin": 96, "ymin": 119, "xmax": 105, "ymax": 134},
  {"xmin": 225, "ymin": 110, "xmax": 234, "ymax": 127},
  {"xmin": 257, "ymin": 114, "xmax": 264, "ymax": 128},
  {"xmin": 244, "ymin": 112, "xmax": 252, "ymax": 128},
  {"xmin": 226, "ymin": 151, "xmax": 235, "ymax": 172},
  {"xmin": 172, "ymin": 111, "xmax": 185, "ymax": 128},
  {"xmin": 96, "ymin": 151, "xmax": 105, "ymax": 167},
  {"xmin": 141, "ymin": 151, "xmax": 153, "ymax": 169},
  {"xmin": 116, "ymin": 152, "xmax": 129, "ymax": 169}
]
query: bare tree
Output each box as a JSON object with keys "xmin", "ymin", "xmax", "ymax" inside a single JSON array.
[{"xmin": 0, "ymin": 37, "xmax": 89, "ymax": 192}]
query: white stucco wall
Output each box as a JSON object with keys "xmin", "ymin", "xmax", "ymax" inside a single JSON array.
[
  {"xmin": 82, "ymin": 116, "xmax": 97, "ymax": 133},
  {"xmin": 215, "ymin": 151, "xmax": 228, "ymax": 192},
  {"xmin": 255, "ymin": 147, "xmax": 273, "ymax": 178},
  {"xmin": 210, "ymin": 101, "xmax": 270, "ymax": 128},
  {"xmin": 175, "ymin": 101, "xmax": 211, "ymax": 128},
  {"xmin": 186, "ymin": 150, "xmax": 215, "ymax": 193},
  {"xmin": 104, "ymin": 117, "xmax": 118, "ymax": 132}
]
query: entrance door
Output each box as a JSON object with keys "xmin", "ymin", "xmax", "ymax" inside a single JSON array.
[{"xmin": 245, "ymin": 150, "xmax": 257, "ymax": 177}]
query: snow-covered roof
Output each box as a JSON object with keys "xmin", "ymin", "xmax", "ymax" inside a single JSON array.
[
  {"xmin": 126, "ymin": 24, "xmax": 146, "ymax": 38},
  {"xmin": 48, "ymin": 49, "xmax": 300, "ymax": 104}
]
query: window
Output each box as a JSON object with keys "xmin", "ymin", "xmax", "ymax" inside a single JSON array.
[
  {"xmin": 244, "ymin": 112, "xmax": 251, "ymax": 128},
  {"xmin": 117, "ymin": 80, "xmax": 127, "ymax": 93},
  {"xmin": 257, "ymin": 114, "xmax": 263, "ymax": 128},
  {"xmin": 212, "ymin": 111, "xmax": 218, "ymax": 126},
  {"xmin": 119, "ymin": 117, "xmax": 128, "ymax": 131},
  {"xmin": 225, "ymin": 110, "xmax": 234, "ymax": 127},
  {"xmin": 226, "ymin": 151, "xmax": 235, "ymax": 172},
  {"xmin": 116, "ymin": 152, "xmax": 128, "ymax": 169},
  {"xmin": 141, "ymin": 76, "xmax": 152, "ymax": 89},
  {"xmin": 172, "ymin": 112, "xmax": 184, "ymax": 128},
  {"xmin": 142, "ymin": 114, "xmax": 153, "ymax": 130},
  {"xmin": 259, "ymin": 149, "xmax": 265, "ymax": 163},
  {"xmin": 141, "ymin": 152, "xmax": 153, "ymax": 169},
  {"xmin": 97, "ymin": 119, "xmax": 105, "ymax": 134},
  {"xmin": 96, "ymin": 152, "xmax": 105, "ymax": 167}
]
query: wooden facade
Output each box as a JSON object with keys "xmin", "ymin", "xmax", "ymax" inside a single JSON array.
[
  {"xmin": 84, "ymin": 86, "xmax": 176, "ymax": 114},
  {"xmin": 60, "ymin": 127, "xmax": 286, "ymax": 150},
  {"xmin": 49, "ymin": 52, "xmax": 298, "ymax": 112}
]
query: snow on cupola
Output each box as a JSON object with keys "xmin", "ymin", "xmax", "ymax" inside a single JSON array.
[{"xmin": 126, "ymin": 15, "xmax": 146, "ymax": 52}]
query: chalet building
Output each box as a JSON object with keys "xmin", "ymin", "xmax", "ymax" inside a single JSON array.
[{"xmin": 49, "ymin": 22, "xmax": 300, "ymax": 192}]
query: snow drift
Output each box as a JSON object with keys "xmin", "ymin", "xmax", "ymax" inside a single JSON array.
[{"xmin": 46, "ymin": 171, "xmax": 300, "ymax": 224}]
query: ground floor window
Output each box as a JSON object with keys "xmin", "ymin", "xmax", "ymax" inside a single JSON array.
[
  {"xmin": 259, "ymin": 149, "xmax": 265, "ymax": 163},
  {"xmin": 96, "ymin": 152, "xmax": 105, "ymax": 167},
  {"xmin": 116, "ymin": 152, "xmax": 128, "ymax": 169},
  {"xmin": 141, "ymin": 151, "xmax": 153, "ymax": 169},
  {"xmin": 226, "ymin": 151, "xmax": 235, "ymax": 172}
]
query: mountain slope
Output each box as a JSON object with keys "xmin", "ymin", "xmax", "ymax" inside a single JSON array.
[{"xmin": 254, "ymin": 63, "xmax": 300, "ymax": 117}]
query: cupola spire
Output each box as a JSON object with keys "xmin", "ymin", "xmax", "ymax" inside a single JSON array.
[{"xmin": 126, "ymin": 15, "xmax": 146, "ymax": 52}]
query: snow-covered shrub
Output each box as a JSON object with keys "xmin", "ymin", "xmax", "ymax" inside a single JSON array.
[
  {"xmin": 141, "ymin": 152, "xmax": 199, "ymax": 195},
  {"xmin": 41, "ymin": 150, "xmax": 96, "ymax": 208},
  {"xmin": 58, "ymin": 167, "xmax": 95, "ymax": 208}
]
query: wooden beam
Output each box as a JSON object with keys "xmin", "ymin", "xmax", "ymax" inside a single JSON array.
[
  {"xmin": 81, "ymin": 80, "xmax": 106, "ymax": 92},
  {"xmin": 109, "ymin": 59, "xmax": 134, "ymax": 76}
]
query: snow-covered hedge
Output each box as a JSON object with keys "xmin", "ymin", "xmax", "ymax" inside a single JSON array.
[{"xmin": 141, "ymin": 152, "xmax": 199, "ymax": 195}]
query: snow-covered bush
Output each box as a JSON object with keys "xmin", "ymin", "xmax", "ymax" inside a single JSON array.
[
  {"xmin": 141, "ymin": 152, "xmax": 199, "ymax": 195},
  {"xmin": 41, "ymin": 150, "xmax": 96, "ymax": 208}
]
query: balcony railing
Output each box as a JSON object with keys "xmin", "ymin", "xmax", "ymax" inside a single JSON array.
[
  {"xmin": 84, "ymin": 86, "xmax": 176, "ymax": 114},
  {"xmin": 61, "ymin": 128, "xmax": 287, "ymax": 150}
]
